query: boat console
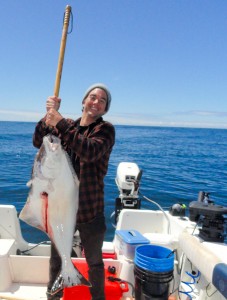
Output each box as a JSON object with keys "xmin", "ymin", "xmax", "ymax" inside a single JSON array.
[{"xmin": 189, "ymin": 192, "xmax": 227, "ymax": 243}]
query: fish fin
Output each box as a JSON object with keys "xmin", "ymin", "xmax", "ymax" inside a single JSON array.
[
  {"xmin": 70, "ymin": 265, "xmax": 91, "ymax": 287},
  {"xmin": 79, "ymin": 273, "xmax": 92, "ymax": 287},
  {"xmin": 73, "ymin": 264, "xmax": 91, "ymax": 287},
  {"xmin": 64, "ymin": 149, "xmax": 80, "ymax": 187},
  {"xmin": 50, "ymin": 268, "xmax": 91, "ymax": 294},
  {"xmin": 50, "ymin": 274, "xmax": 64, "ymax": 295},
  {"xmin": 26, "ymin": 180, "xmax": 32, "ymax": 187},
  {"xmin": 74, "ymin": 175, "xmax": 80, "ymax": 187},
  {"xmin": 47, "ymin": 180, "xmax": 54, "ymax": 192}
]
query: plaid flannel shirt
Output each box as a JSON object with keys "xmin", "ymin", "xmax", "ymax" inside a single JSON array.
[{"xmin": 33, "ymin": 116, "xmax": 115, "ymax": 223}]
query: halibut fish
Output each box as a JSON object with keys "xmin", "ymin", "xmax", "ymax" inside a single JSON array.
[{"xmin": 19, "ymin": 134, "xmax": 90, "ymax": 294}]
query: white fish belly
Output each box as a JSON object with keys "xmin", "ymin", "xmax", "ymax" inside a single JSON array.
[{"xmin": 47, "ymin": 160, "xmax": 79, "ymax": 259}]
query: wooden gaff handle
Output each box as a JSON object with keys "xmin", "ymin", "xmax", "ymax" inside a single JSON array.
[{"xmin": 54, "ymin": 5, "xmax": 71, "ymax": 97}]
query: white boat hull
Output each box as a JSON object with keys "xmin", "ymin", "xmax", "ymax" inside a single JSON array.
[{"xmin": 0, "ymin": 204, "xmax": 226, "ymax": 300}]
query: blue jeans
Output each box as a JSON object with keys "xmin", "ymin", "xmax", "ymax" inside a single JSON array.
[{"xmin": 48, "ymin": 214, "xmax": 106, "ymax": 300}]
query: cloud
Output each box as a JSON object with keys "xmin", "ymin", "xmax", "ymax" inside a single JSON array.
[
  {"xmin": 1, "ymin": 109, "xmax": 227, "ymax": 129},
  {"xmin": 107, "ymin": 112, "xmax": 227, "ymax": 128},
  {"xmin": 174, "ymin": 110, "xmax": 227, "ymax": 117},
  {"xmin": 0, "ymin": 110, "xmax": 42, "ymax": 122},
  {"xmin": 0, "ymin": 110, "xmax": 75, "ymax": 122}
]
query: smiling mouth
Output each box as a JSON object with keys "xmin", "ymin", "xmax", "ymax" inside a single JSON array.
[{"xmin": 90, "ymin": 107, "xmax": 99, "ymax": 112}]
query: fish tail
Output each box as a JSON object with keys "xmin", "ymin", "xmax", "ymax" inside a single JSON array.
[
  {"xmin": 51, "ymin": 267, "xmax": 91, "ymax": 294},
  {"xmin": 79, "ymin": 271, "xmax": 92, "ymax": 287}
]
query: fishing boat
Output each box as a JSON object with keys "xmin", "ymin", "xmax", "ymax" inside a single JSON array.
[{"xmin": 0, "ymin": 162, "xmax": 226, "ymax": 300}]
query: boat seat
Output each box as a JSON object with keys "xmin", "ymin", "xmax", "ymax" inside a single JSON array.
[
  {"xmin": 179, "ymin": 230, "xmax": 224, "ymax": 283},
  {"xmin": 0, "ymin": 239, "xmax": 15, "ymax": 291},
  {"xmin": 143, "ymin": 233, "xmax": 177, "ymax": 250},
  {"xmin": 0, "ymin": 205, "xmax": 25, "ymax": 246},
  {"xmin": 213, "ymin": 263, "xmax": 227, "ymax": 299},
  {"xmin": 179, "ymin": 231, "xmax": 227, "ymax": 299},
  {"xmin": 116, "ymin": 209, "xmax": 169, "ymax": 234}
]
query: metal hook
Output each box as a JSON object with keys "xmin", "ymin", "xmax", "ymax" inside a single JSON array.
[{"xmin": 63, "ymin": 9, "xmax": 73, "ymax": 34}]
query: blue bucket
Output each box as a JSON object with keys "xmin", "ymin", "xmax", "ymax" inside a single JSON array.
[
  {"xmin": 134, "ymin": 245, "xmax": 174, "ymax": 299},
  {"xmin": 134, "ymin": 245, "xmax": 174, "ymax": 272}
]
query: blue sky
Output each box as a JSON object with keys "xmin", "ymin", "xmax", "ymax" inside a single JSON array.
[{"xmin": 0, "ymin": 1, "xmax": 227, "ymax": 128}]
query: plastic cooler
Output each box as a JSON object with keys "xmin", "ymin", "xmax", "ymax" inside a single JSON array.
[
  {"xmin": 81, "ymin": 242, "xmax": 117, "ymax": 259},
  {"xmin": 102, "ymin": 241, "xmax": 117, "ymax": 259},
  {"xmin": 63, "ymin": 260, "xmax": 128, "ymax": 300},
  {"xmin": 115, "ymin": 230, "xmax": 150, "ymax": 260}
]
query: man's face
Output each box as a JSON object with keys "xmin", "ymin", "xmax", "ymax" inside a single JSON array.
[{"xmin": 83, "ymin": 88, "xmax": 108, "ymax": 118}]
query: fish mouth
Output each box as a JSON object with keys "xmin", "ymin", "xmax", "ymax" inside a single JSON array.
[{"xmin": 44, "ymin": 135, "xmax": 61, "ymax": 152}]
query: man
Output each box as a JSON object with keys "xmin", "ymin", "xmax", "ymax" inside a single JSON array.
[{"xmin": 33, "ymin": 83, "xmax": 115, "ymax": 300}]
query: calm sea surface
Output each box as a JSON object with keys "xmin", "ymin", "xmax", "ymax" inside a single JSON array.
[{"xmin": 0, "ymin": 121, "xmax": 227, "ymax": 242}]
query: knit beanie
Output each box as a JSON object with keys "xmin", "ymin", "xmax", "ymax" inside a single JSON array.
[{"xmin": 82, "ymin": 83, "xmax": 112, "ymax": 113}]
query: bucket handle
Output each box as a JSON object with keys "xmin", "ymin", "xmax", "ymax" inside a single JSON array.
[{"xmin": 166, "ymin": 249, "xmax": 176, "ymax": 258}]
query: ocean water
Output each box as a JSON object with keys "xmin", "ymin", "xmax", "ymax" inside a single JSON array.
[{"xmin": 0, "ymin": 121, "xmax": 227, "ymax": 243}]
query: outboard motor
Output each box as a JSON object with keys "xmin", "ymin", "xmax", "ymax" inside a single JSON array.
[{"xmin": 114, "ymin": 162, "xmax": 142, "ymax": 223}]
